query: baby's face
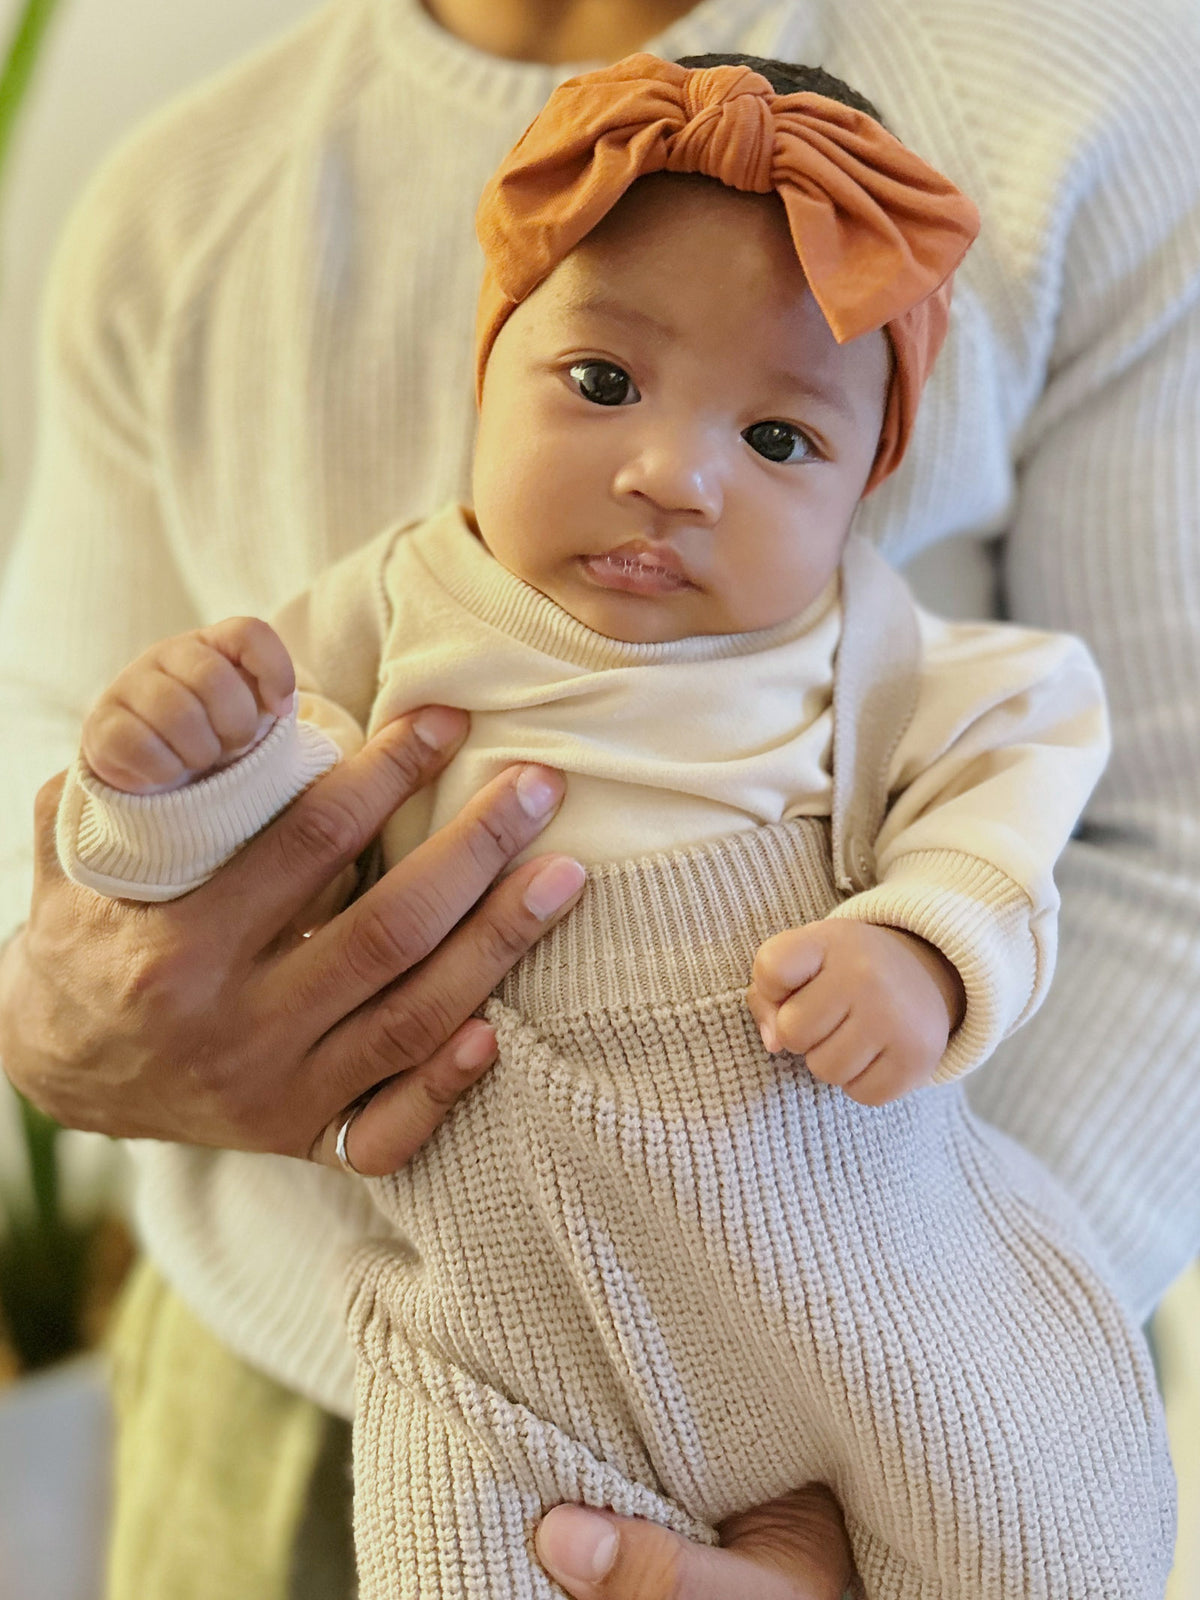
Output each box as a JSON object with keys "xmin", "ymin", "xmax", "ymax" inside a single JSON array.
[{"xmin": 472, "ymin": 174, "xmax": 890, "ymax": 643}]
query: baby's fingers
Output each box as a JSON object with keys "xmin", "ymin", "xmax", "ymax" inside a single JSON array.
[
  {"xmin": 751, "ymin": 925, "xmax": 827, "ymax": 1004},
  {"xmin": 802, "ymin": 1012, "xmax": 883, "ymax": 1094},
  {"xmin": 146, "ymin": 633, "xmax": 270, "ymax": 759},
  {"xmin": 771, "ymin": 977, "xmax": 851, "ymax": 1060},
  {"xmin": 81, "ymin": 698, "xmax": 193, "ymax": 791},
  {"xmin": 153, "ymin": 616, "xmax": 295, "ymax": 756},
  {"xmin": 199, "ymin": 616, "xmax": 296, "ymax": 719}
]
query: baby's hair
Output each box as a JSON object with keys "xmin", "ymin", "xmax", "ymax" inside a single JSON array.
[{"xmin": 675, "ymin": 54, "xmax": 885, "ymax": 126}]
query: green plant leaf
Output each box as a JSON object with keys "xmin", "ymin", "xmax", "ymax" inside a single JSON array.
[
  {"xmin": 16, "ymin": 1090, "xmax": 60, "ymax": 1226},
  {"xmin": 0, "ymin": 0, "xmax": 67, "ymax": 197}
]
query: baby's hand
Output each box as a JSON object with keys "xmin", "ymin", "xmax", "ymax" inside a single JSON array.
[
  {"xmin": 81, "ymin": 617, "xmax": 296, "ymax": 794},
  {"xmin": 747, "ymin": 921, "xmax": 966, "ymax": 1106}
]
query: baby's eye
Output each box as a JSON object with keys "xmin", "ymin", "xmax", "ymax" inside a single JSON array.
[
  {"xmin": 568, "ymin": 361, "xmax": 640, "ymax": 407},
  {"xmin": 742, "ymin": 421, "xmax": 817, "ymax": 464}
]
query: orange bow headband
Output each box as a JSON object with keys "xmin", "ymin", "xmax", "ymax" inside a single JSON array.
[{"xmin": 475, "ymin": 54, "xmax": 980, "ymax": 490}]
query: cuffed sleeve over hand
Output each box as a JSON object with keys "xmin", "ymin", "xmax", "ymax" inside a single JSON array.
[
  {"xmin": 827, "ymin": 616, "xmax": 1109, "ymax": 1080},
  {"xmin": 56, "ymin": 709, "xmax": 342, "ymax": 902}
]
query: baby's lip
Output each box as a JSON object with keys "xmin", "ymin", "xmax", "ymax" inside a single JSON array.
[
  {"xmin": 578, "ymin": 540, "xmax": 698, "ymax": 598},
  {"xmin": 590, "ymin": 540, "xmax": 693, "ymax": 580}
]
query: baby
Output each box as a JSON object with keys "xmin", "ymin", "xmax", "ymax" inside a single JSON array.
[{"xmin": 58, "ymin": 53, "xmax": 1173, "ymax": 1600}]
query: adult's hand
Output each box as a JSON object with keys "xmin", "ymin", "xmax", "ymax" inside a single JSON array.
[
  {"xmin": 0, "ymin": 706, "xmax": 585, "ymax": 1173},
  {"xmin": 536, "ymin": 1486, "xmax": 856, "ymax": 1600}
]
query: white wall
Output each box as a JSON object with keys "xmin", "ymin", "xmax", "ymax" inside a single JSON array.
[{"xmin": 0, "ymin": 0, "xmax": 320, "ymax": 566}]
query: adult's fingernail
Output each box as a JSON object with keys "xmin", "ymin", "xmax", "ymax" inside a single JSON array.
[
  {"xmin": 536, "ymin": 1506, "xmax": 619, "ymax": 1584},
  {"xmin": 453, "ymin": 1020, "xmax": 497, "ymax": 1072},
  {"xmin": 516, "ymin": 765, "xmax": 562, "ymax": 819},
  {"xmin": 523, "ymin": 857, "xmax": 586, "ymax": 921},
  {"xmin": 412, "ymin": 706, "xmax": 465, "ymax": 751}
]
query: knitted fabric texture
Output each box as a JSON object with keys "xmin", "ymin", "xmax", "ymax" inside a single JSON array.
[
  {"xmin": 349, "ymin": 820, "xmax": 1173, "ymax": 1598},
  {"xmin": 474, "ymin": 53, "xmax": 980, "ymax": 488}
]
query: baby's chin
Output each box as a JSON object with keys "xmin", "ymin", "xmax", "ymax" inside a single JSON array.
[{"xmin": 550, "ymin": 587, "xmax": 765, "ymax": 645}]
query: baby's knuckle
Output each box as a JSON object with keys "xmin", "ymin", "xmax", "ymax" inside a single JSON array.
[
  {"xmin": 752, "ymin": 949, "xmax": 784, "ymax": 987},
  {"xmin": 844, "ymin": 1080, "xmax": 883, "ymax": 1106},
  {"xmin": 230, "ymin": 614, "xmax": 272, "ymax": 643},
  {"xmin": 207, "ymin": 614, "xmax": 256, "ymax": 648},
  {"xmin": 772, "ymin": 1013, "xmax": 802, "ymax": 1050},
  {"xmin": 189, "ymin": 649, "xmax": 235, "ymax": 697},
  {"xmin": 621, "ymin": 1527, "xmax": 687, "ymax": 1598}
]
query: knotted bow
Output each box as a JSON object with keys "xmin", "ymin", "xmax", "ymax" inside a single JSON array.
[{"xmin": 475, "ymin": 55, "xmax": 980, "ymax": 490}]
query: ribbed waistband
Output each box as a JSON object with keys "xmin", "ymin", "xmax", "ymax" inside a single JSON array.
[{"xmin": 498, "ymin": 817, "xmax": 836, "ymax": 1020}]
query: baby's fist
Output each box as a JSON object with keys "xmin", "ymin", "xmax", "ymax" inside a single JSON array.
[
  {"xmin": 81, "ymin": 616, "xmax": 296, "ymax": 794},
  {"xmin": 747, "ymin": 920, "xmax": 965, "ymax": 1106}
]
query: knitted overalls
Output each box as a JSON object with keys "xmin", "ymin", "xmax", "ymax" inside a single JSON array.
[{"xmin": 347, "ymin": 542, "xmax": 1174, "ymax": 1599}]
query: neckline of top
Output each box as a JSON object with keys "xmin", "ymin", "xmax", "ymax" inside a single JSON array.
[
  {"xmin": 404, "ymin": 504, "xmax": 841, "ymax": 672},
  {"xmin": 372, "ymin": 0, "xmax": 783, "ymax": 121}
]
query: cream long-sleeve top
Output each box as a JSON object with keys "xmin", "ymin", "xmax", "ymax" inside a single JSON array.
[
  {"xmin": 3, "ymin": 0, "xmax": 1200, "ymax": 1410},
  {"xmin": 59, "ymin": 505, "xmax": 1109, "ymax": 1088}
]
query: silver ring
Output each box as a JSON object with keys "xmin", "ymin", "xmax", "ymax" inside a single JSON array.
[{"xmin": 334, "ymin": 1099, "xmax": 369, "ymax": 1175}]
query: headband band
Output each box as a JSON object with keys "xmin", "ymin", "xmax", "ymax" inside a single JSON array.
[{"xmin": 475, "ymin": 54, "xmax": 980, "ymax": 490}]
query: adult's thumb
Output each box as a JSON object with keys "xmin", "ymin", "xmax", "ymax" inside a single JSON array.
[{"xmin": 534, "ymin": 1497, "xmax": 852, "ymax": 1600}]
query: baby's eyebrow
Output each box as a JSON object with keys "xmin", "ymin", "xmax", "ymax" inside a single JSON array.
[
  {"xmin": 560, "ymin": 293, "xmax": 675, "ymax": 341},
  {"xmin": 763, "ymin": 365, "xmax": 856, "ymax": 423},
  {"xmin": 559, "ymin": 292, "xmax": 858, "ymax": 422}
]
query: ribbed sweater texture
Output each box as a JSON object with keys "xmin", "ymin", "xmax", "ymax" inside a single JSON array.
[
  {"xmin": 350, "ymin": 825, "xmax": 1173, "ymax": 1597},
  {"xmin": 1, "ymin": 0, "xmax": 1198, "ymax": 1464}
]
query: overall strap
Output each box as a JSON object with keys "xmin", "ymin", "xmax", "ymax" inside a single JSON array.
[{"xmin": 830, "ymin": 534, "xmax": 923, "ymax": 894}]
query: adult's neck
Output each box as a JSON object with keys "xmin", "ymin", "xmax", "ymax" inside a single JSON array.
[{"xmin": 420, "ymin": 0, "xmax": 702, "ymax": 64}]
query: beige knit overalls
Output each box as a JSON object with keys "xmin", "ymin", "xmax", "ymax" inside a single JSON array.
[{"xmin": 348, "ymin": 541, "xmax": 1174, "ymax": 1599}]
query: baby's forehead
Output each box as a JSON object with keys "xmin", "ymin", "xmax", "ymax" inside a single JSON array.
[
  {"xmin": 582, "ymin": 171, "xmax": 791, "ymax": 255},
  {"xmin": 525, "ymin": 184, "xmax": 890, "ymax": 422},
  {"xmin": 545, "ymin": 176, "xmax": 810, "ymax": 318}
]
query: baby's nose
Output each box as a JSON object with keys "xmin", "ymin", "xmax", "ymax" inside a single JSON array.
[{"xmin": 611, "ymin": 425, "xmax": 723, "ymax": 523}]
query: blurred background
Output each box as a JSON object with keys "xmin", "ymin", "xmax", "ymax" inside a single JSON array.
[{"xmin": 0, "ymin": 0, "xmax": 1196, "ymax": 1594}]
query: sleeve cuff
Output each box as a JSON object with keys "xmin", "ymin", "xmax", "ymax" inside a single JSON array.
[
  {"xmin": 824, "ymin": 849, "xmax": 1046, "ymax": 1081},
  {"xmin": 56, "ymin": 711, "xmax": 341, "ymax": 902}
]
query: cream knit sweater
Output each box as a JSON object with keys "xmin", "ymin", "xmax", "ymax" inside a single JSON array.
[
  {"xmin": 57, "ymin": 519, "xmax": 1172, "ymax": 1596},
  {"xmin": 58, "ymin": 506, "xmax": 1110, "ymax": 1091},
  {"xmin": 3, "ymin": 0, "xmax": 1200, "ymax": 1418}
]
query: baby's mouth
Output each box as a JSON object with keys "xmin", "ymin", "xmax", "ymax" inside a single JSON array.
[{"xmin": 579, "ymin": 542, "xmax": 695, "ymax": 597}]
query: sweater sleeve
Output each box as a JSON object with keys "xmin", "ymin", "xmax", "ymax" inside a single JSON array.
[
  {"xmin": 54, "ymin": 703, "xmax": 347, "ymax": 902},
  {"xmin": 825, "ymin": 614, "xmax": 1109, "ymax": 1082},
  {"xmin": 51, "ymin": 519, "xmax": 402, "ymax": 901}
]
